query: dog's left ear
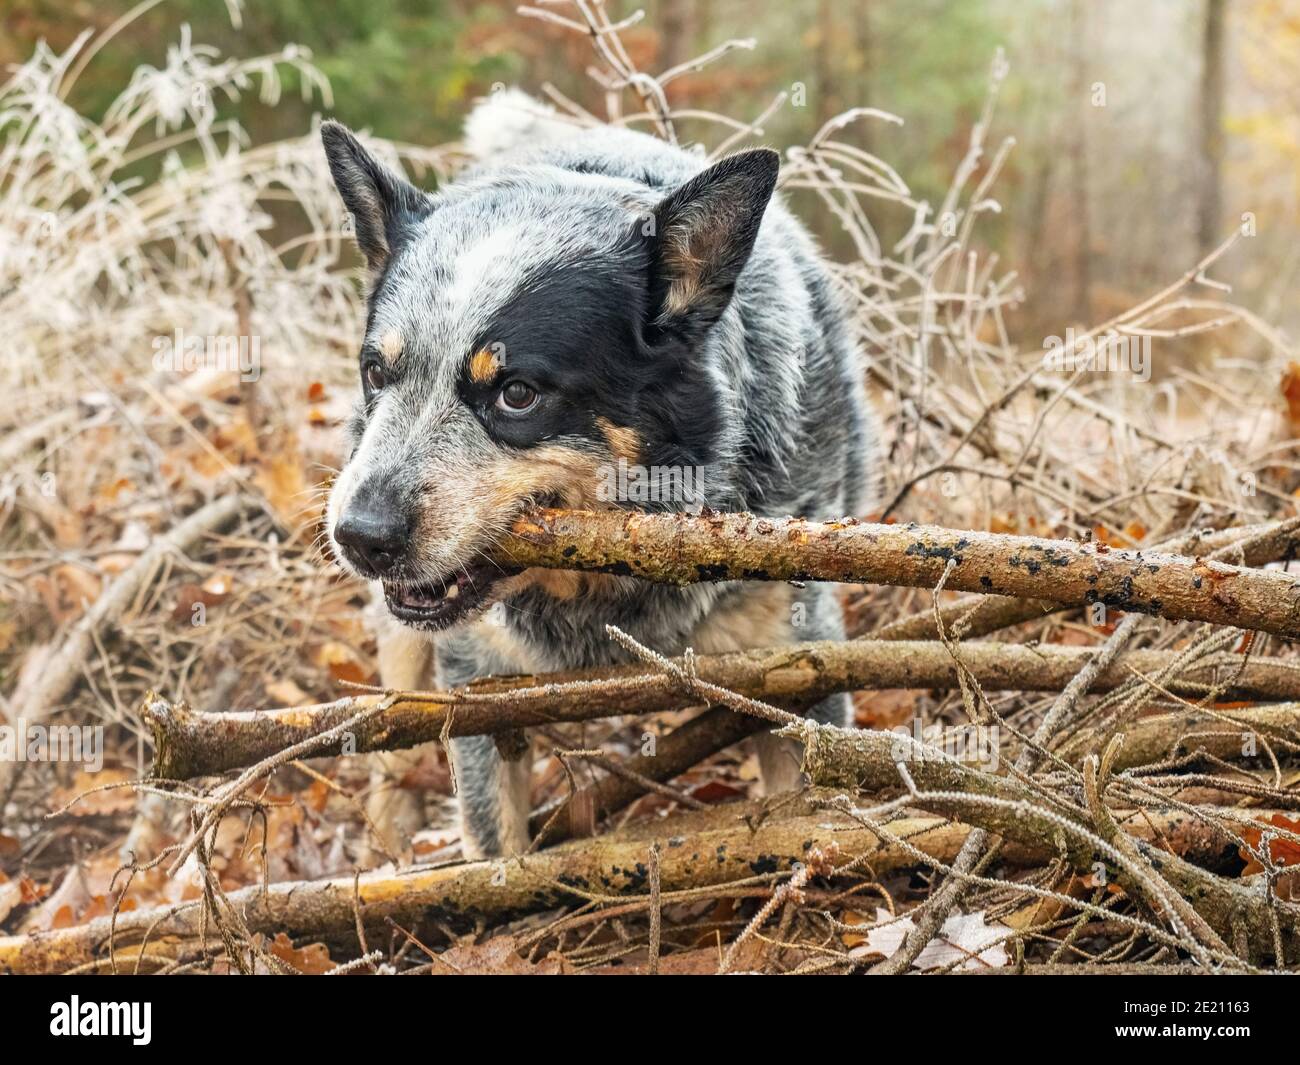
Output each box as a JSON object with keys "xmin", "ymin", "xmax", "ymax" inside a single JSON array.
[
  {"xmin": 646, "ymin": 148, "xmax": 780, "ymax": 341},
  {"xmin": 321, "ymin": 120, "xmax": 433, "ymax": 275}
]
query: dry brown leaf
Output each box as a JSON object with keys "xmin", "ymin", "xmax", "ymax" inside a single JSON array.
[
  {"xmin": 1282, "ymin": 362, "xmax": 1300, "ymax": 434},
  {"xmin": 429, "ymin": 935, "xmax": 569, "ymax": 975},
  {"xmin": 212, "ymin": 417, "xmax": 260, "ymax": 462},
  {"xmin": 854, "ymin": 688, "xmax": 922, "ymax": 729},
  {"xmin": 95, "ymin": 476, "xmax": 135, "ymax": 505},
  {"xmin": 313, "ymin": 641, "xmax": 373, "ymax": 687},
  {"xmin": 19, "ymin": 878, "xmax": 48, "ymax": 904},
  {"xmin": 265, "ymin": 679, "xmax": 311, "ymax": 706},
  {"xmin": 254, "ymin": 452, "xmax": 310, "ymax": 527},
  {"xmin": 170, "ymin": 581, "xmax": 228, "ymax": 622},
  {"xmin": 31, "ymin": 564, "xmax": 102, "ymax": 623},
  {"xmin": 689, "ymin": 779, "xmax": 745, "ymax": 804},
  {"xmin": 840, "ymin": 909, "xmax": 870, "ymax": 948},
  {"xmin": 94, "ymin": 552, "xmax": 139, "ymax": 576},
  {"xmin": 267, "ymin": 932, "xmax": 335, "ymax": 974},
  {"xmin": 1240, "ymin": 813, "xmax": 1300, "ymax": 899},
  {"xmin": 303, "ymin": 777, "xmax": 331, "ymax": 813},
  {"xmin": 412, "ymin": 828, "xmax": 458, "ymax": 857},
  {"xmin": 586, "ymin": 939, "xmax": 766, "ymax": 975},
  {"xmin": 202, "ymin": 570, "xmax": 235, "ymax": 597},
  {"xmin": 50, "ymin": 768, "xmax": 136, "ymax": 816}
]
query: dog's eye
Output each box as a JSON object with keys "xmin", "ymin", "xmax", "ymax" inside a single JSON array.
[
  {"xmin": 364, "ymin": 362, "xmax": 387, "ymax": 392},
  {"xmin": 496, "ymin": 381, "xmax": 539, "ymax": 413}
]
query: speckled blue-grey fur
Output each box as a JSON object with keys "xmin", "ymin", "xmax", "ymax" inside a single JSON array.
[{"xmin": 322, "ymin": 91, "xmax": 878, "ymax": 858}]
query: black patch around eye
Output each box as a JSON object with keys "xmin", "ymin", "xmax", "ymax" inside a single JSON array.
[{"xmin": 455, "ymin": 243, "xmax": 725, "ymax": 465}]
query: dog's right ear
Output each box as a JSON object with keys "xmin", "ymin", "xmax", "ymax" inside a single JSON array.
[
  {"xmin": 643, "ymin": 148, "xmax": 780, "ymax": 344},
  {"xmin": 321, "ymin": 120, "xmax": 432, "ymax": 275}
]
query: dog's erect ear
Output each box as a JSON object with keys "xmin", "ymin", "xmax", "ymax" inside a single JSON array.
[
  {"xmin": 321, "ymin": 120, "xmax": 432, "ymax": 274},
  {"xmin": 646, "ymin": 148, "xmax": 780, "ymax": 340}
]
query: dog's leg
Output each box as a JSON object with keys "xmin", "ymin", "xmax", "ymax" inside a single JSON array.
[
  {"xmin": 752, "ymin": 726, "xmax": 806, "ymax": 793},
  {"xmin": 446, "ymin": 734, "xmax": 532, "ymax": 859},
  {"xmin": 753, "ymin": 584, "xmax": 852, "ymax": 796},
  {"xmin": 439, "ymin": 623, "xmax": 534, "ymax": 859},
  {"xmin": 364, "ymin": 601, "xmax": 436, "ymax": 862},
  {"xmin": 753, "ymin": 691, "xmax": 851, "ymax": 792}
]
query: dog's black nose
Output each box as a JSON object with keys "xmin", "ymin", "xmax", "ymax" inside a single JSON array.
[{"xmin": 335, "ymin": 491, "xmax": 410, "ymax": 576}]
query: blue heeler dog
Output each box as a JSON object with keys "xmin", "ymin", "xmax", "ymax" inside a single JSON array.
[{"xmin": 322, "ymin": 91, "xmax": 875, "ymax": 860}]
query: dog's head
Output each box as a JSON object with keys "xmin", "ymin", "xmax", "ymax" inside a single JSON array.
[{"xmin": 321, "ymin": 121, "xmax": 778, "ymax": 630}]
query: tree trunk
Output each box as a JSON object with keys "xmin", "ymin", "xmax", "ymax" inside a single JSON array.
[
  {"xmin": 815, "ymin": 0, "xmax": 839, "ymax": 131},
  {"xmin": 1067, "ymin": 0, "xmax": 1092, "ymax": 323},
  {"xmin": 1197, "ymin": 0, "xmax": 1227, "ymax": 255},
  {"xmin": 658, "ymin": 0, "xmax": 694, "ymax": 91}
]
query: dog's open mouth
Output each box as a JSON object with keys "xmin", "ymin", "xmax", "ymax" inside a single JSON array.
[{"xmin": 382, "ymin": 559, "xmax": 520, "ymax": 629}]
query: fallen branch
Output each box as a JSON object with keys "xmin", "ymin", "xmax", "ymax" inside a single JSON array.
[
  {"xmin": 870, "ymin": 607, "xmax": 1144, "ymax": 974},
  {"xmin": 497, "ymin": 509, "xmax": 1300, "ymax": 639},
  {"xmin": 0, "ymin": 800, "xmax": 955, "ymax": 974},
  {"xmin": 869, "ymin": 517, "xmax": 1300, "ymax": 641},
  {"xmin": 4, "ymin": 793, "xmax": 1263, "ymax": 975},
  {"xmin": 530, "ymin": 702, "xmax": 766, "ymax": 843},
  {"xmin": 146, "ymin": 639, "xmax": 1300, "ymax": 779},
  {"xmin": 1063, "ymin": 702, "xmax": 1300, "ymax": 770},
  {"xmin": 872, "ymin": 594, "xmax": 1059, "ymax": 641}
]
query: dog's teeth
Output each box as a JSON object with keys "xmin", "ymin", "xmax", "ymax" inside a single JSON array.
[{"xmin": 444, "ymin": 583, "xmax": 459, "ymax": 600}]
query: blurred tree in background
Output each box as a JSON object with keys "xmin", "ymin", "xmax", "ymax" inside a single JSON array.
[{"xmin": 3, "ymin": 0, "xmax": 1299, "ymax": 345}]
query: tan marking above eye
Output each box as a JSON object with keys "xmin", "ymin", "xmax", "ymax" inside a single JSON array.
[
  {"xmin": 378, "ymin": 330, "xmax": 404, "ymax": 361},
  {"xmin": 469, "ymin": 348, "xmax": 502, "ymax": 384}
]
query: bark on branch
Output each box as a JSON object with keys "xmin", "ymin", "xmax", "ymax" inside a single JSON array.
[
  {"xmin": 496, "ymin": 509, "xmax": 1300, "ymax": 638},
  {"xmin": 869, "ymin": 516, "xmax": 1300, "ymax": 640},
  {"xmin": 146, "ymin": 639, "xmax": 1300, "ymax": 780},
  {"xmin": 1064, "ymin": 702, "xmax": 1300, "ymax": 770},
  {"xmin": 0, "ymin": 800, "xmax": 957, "ymax": 974}
]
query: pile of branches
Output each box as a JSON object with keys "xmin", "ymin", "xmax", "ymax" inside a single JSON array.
[{"xmin": 3, "ymin": 1, "xmax": 1300, "ymax": 974}]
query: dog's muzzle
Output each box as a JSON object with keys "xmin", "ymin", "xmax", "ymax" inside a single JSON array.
[{"xmin": 334, "ymin": 481, "xmax": 520, "ymax": 630}]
